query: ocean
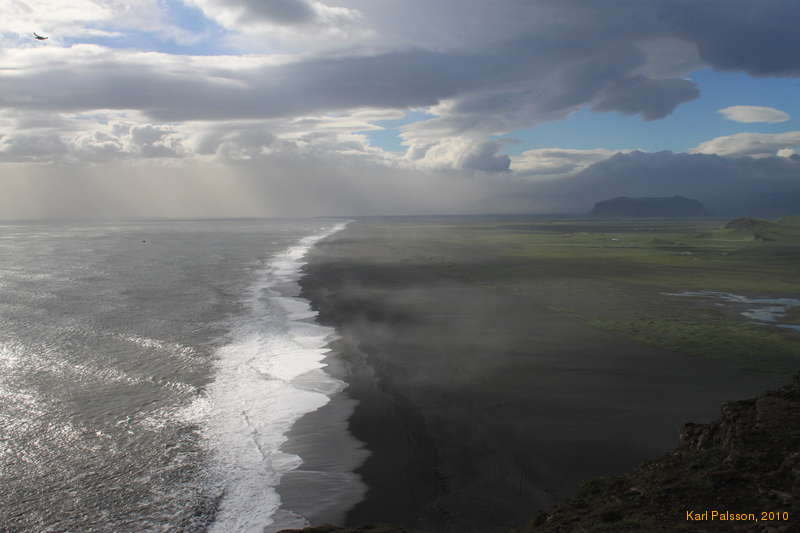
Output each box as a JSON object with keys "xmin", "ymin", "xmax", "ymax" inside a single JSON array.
[{"xmin": 0, "ymin": 218, "xmax": 359, "ymax": 532}]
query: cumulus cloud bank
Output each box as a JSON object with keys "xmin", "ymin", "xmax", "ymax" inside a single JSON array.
[
  {"xmin": 691, "ymin": 131, "xmax": 800, "ymax": 158},
  {"xmin": 511, "ymin": 148, "xmax": 634, "ymax": 177},
  {"xmin": 1, "ymin": 0, "xmax": 800, "ymax": 217}
]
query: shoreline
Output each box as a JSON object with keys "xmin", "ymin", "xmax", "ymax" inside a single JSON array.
[
  {"xmin": 275, "ymin": 343, "xmax": 369, "ymax": 528},
  {"xmin": 202, "ymin": 220, "xmax": 360, "ymax": 533},
  {"xmin": 294, "ymin": 218, "xmax": 791, "ymax": 532},
  {"xmin": 264, "ymin": 222, "xmax": 368, "ymax": 533},
  {"xmin": 268, "ymin": 221, "xmax": 368, "ymax": 530}
]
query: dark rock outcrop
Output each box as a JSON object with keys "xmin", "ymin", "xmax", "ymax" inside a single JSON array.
[
  {"xmin": 725, "ymin": 217, "xmax": 777, "ymax": 231},
  {"xmin": 725, "ymin": 217, "xmax": 781, "ymax": 241},
  {"xmin": 591, "ymin": 196, "xmax": 708, "ymax": 217},
  {"xmin": 517, "ymin": 373, "xmax": 800, "ymax": 532}
]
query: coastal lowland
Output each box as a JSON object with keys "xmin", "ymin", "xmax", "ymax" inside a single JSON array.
[{"xmin": 287, "ymin": 215, "xmax": 800, "ymax": 533}]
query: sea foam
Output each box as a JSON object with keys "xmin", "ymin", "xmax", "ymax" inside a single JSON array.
[{"xmin": 203, "ymin": 221, "xmax": 350, "ymax": 533}]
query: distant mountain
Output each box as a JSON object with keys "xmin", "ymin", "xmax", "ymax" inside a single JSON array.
[
  {"xmin": 591, "ymin": 195, "xmax": 708, "ymax": 217},
  {"xmin": 525, "ymin": 151, "xmax": 800, "ymax": 218}
]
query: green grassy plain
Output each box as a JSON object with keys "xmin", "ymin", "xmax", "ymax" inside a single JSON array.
[
  {"xmin": 356, "ymin": 215, "xmax": 800, "ymax": 373},
  {"xmin": 303, "ymin": 215, "xmax": 799, "ymax": 531}
]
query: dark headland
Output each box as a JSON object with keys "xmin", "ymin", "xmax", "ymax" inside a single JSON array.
[{"xmin": 282, "ymin": 216, "xmax": 799, "ymax": 533}]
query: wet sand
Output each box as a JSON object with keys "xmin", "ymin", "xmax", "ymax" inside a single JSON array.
[
  {"xmin": 295, "ymin": 217, "xmax": 790, "ymax": 532},
  {"xmin": 275, "ymin": 355, "xmax": 368, "ymax": 529}
]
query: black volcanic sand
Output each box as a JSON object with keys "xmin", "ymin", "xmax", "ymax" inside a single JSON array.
[
  {"xmin": 296, "ymin": 217, "xmax": 793, "ymax": 533},
  {"xmin": 276, "ymin": 351, "xmax": 368, "ymax": 529}
]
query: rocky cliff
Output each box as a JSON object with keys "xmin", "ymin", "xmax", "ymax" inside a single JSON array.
[{"xmin": 515, "ymin": 374, "xmax": 800, "ymax": 532}]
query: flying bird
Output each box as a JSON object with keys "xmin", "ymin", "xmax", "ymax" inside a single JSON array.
[{"xmin": 33, "ymin": 32, "xmax": 48, "ymax": 40}]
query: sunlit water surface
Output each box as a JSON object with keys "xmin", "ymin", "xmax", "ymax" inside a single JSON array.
[{"xmin": 0, "ymin": 218, "xmax": 346, "ymax": 532}]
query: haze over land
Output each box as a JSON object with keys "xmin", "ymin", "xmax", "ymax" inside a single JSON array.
[{"xmin": 2, "ymin": 1, "xmax": 800, "ymax": 218}]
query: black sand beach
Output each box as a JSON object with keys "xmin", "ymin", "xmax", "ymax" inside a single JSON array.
[
  {"xmin": 295, "ymin": 217, "xmax": 794, "ymax": 532},
  {"xmin": 277, "ymin": 352, "xmax": 368, "ymax": 528}
]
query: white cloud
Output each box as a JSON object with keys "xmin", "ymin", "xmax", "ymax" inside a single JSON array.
[
  {"xmin": 403, "ymin": 136, "xmax": 510, "ymax": 172},
  {"xmin": 184, "ymin": 109, "xmax": 405, "ymax": 163},
  {"xmin": 0, "ymin": 111, "xmax": 188, "ymax": 163},
  {"xmin": 0, "ymin": 0, "xmax": 201, "ymax": 47},
  {"xmin": 718, "ymin": 105, "xmax": 790, "ymax": 123},
  {"xmin": 0, "ymin": 132, "xmax": 69, "ymax": 161},
  {"xmin": 2, "ymin": 0, "xmax": 800, "ymax": 207},
  {"xmin": 185, "ymin": 0, "xmax": 367, "ymax": 51},
  {"xmin": 0, "ymin": 105, "xmax": 406, "ymax": 166},
  {"xmin": 0, "ymin": 0, "xmax": 114, "ymax": 34},
  {"xmin": 186, "ymin": 0, "xmax": 361, "ymax": 28},
  {"xmin": 511, "ymin": 148, "xmax": 633, "ymax": 177},
  {"xmin": 0, "ymin": 1, "xmax": 710, "ymax": 156},
  {"xmin": 691, "ymin": 131, "xmax": 800, "ymax": 157}
]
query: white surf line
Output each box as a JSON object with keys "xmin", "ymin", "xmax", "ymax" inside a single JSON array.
[{"xmin": 202, "ymin": 221, "xmax": 351, "ymax": 533}]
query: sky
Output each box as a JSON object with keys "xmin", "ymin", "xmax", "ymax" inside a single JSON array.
[{"xmin": 1, "ymin": 0, "xmax": 800, "ymax": 218}]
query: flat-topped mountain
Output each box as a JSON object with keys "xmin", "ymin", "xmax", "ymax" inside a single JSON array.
[{"xmin": 591, "ymin": 196, "xmax": 708, "ymax": 218}]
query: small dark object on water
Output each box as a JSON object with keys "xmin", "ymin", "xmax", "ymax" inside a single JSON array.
[{"xmin": 141, "ymin": 240, "xmax": 147, "ymax": 243}]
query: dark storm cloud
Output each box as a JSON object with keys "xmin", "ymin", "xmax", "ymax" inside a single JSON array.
[
  {"xmin": 237, "ymin": 0, "xmax": 317, "ymax": 25},
  {"xmin": 4, "ymin": 0, "xmax": 800, "ymax": 133},
  {"xmin": 3, "ymin": 0, "xmax": 800, "ymax": 175},
  {"xmin": 592, "ymin": 75, "xmax": 699, "ymax": 120},
  {"xmin": 659, "ymin": 0, "xmax": 800, "ymax": 76},
  {"xmin": 0, "ymin": 48, "xmax": 479, "ymax": 121}
]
